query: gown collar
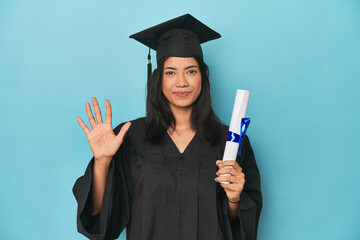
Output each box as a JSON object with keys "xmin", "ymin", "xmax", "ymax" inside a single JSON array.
[{"xmin": 165, "ymin": 132, "xmax": 201, "ymax": 155}]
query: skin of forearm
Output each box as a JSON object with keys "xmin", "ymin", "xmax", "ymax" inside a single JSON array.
[
  {"xmin": 228, "ymin": 197, "xmax": 240, "ymax": 221},
  {"xmin": 91, "ymin": 159, "xmax": 111, "ymax": 216}
]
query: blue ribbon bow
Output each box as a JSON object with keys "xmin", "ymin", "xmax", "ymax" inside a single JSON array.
[{"xmin": 226, "ymin": 118, "xmax": 251, "ymax": 156}]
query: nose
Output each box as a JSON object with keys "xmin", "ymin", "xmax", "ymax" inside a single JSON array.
[{"xmin": 176, "ymin": 72, "xmax": 189, "ymax": 88}]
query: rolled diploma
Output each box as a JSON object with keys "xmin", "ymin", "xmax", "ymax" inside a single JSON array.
[{"xmin": 220, "ymin": 89, "xmax": 250, "ymax": 184}]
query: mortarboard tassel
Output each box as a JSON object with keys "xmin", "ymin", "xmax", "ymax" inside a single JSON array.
[{"xmin": 147, "ymin": 48, "xmax": 152, "ymax": 81}]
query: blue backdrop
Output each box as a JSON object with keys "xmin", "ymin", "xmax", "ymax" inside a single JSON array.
[{"xmin": 1, "ymin": 1, "xmax": 359, "ymax": 239}]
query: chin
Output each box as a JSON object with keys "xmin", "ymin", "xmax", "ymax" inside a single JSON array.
[{"xmin": 170, "ymin": 101, "xmax": 195, "ymax": 109}]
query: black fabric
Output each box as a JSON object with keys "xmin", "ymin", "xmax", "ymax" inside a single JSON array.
[
  {"xmin": 72, "ymin": 117, "xmax": 262, "ymax": 240},
  {"xmin": 156, "ymin": 29, "xmax": 203, "ymax": 63},
  {"xmin": 129, "ymin": 14, "xmax": 221, "ymax": 63}
]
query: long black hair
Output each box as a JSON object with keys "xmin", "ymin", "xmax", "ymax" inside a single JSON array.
[{"xmin": 145, "ymin": 57, "xmax": 221, "ymax": 144}]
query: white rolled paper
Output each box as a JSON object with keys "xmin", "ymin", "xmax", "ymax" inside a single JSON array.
[{"xmin": 220, "ymin": 89, "xmax": 250, "ymax": 184}]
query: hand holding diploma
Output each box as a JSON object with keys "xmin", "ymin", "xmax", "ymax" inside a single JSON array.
[{"xmin": 215, "ymin": 160, "xmax": 245, "ymax": 202}]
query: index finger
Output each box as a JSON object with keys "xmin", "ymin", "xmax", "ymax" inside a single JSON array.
[{"xmin": 220, "ymin": 160, "xmax": 239, "ymax": 169}]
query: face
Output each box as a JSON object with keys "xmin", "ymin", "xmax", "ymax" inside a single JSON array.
[{"xmin": 162, "ymin": 57, "xmax": 202, "ymax": 111}]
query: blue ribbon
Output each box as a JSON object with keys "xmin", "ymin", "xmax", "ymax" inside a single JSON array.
[{"xmin": 226, "ymin": 118, "xmax": 250, "ymax": 156}]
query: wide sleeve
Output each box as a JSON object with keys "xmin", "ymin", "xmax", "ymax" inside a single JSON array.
[
  {"xmin": 72, "ymin": 123, "xmax": 132, "ymax": 240},
  {"xmin": 219, "ymin": 135, "xmax": 263, "ymax": 240}
]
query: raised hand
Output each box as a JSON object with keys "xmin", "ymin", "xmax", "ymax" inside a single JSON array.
[{"xmin": 76, "ymin": 97, "xmax": 131, "ymax": 165}]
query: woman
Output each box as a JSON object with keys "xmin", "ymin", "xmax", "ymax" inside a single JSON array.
[{"xmin": 73, "ymin": 14, "xmax": 262, "ymax": 240}]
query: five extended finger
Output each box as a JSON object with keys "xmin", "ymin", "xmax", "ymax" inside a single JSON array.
[
  {"xmin": 85, "ymin": 102, "xmax": 96, "ymax": 128},
  {"xmin": 92, "ymin": 97, "xmax": 103, "ymax": 124},
  {"xmin": 105, "ymin": 99, "xmax": 112, "ymax": 124},
  {"xmin": 76, "ymin": 116, "xmax": 90, "ymax": 135}
]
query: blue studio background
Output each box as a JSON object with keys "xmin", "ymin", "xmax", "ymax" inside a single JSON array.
[{"xmin": 0, "ymin": 0, "xmax": 359, "ymax": 239}]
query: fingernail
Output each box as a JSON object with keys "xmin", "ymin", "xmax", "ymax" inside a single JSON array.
[{"xmin": 214, "ymin": 178, "xmax": 217, "ymax": 181}]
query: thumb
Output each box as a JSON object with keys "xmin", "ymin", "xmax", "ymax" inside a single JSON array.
[{"xmin": 115, "ymin": 122, "xmax": 132, "ymax": 145}]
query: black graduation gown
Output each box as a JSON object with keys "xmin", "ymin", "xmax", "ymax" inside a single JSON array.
[{"xmin": 72, "ymin": 117, "xmax": 262, "ymax": 240}]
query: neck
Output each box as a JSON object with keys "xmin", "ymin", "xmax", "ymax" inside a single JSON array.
[{"xmin": 169, "ymin": 105, "xmax": 193, "ymax": 132}]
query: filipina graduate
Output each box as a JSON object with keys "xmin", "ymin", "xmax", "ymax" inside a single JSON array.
[{"xmin": 73, "ymin": 14, "xmax": 262, "ymax": 240}]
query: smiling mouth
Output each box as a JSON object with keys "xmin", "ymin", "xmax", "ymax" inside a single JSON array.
[{"xmin": 174, "ymin": 91, "xmax": 191, "ymax": 97}]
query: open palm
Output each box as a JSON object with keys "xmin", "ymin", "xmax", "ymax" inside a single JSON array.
[{"xmin": 76, "ymin": 97, "xmax": 131, "ymax": 163}]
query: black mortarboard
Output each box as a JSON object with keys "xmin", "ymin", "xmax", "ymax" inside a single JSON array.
[{"xmin": 129, "ymin": 14, "xmax": 221, "ymax": 81}]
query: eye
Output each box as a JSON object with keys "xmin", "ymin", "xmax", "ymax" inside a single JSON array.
[
  {"xmin": 165, "ymin": 71, "xmax": 175, "ymax": 75},
  {"xmin": 187, "ymin": 69, "xmax": 197, "ymax": 75}
]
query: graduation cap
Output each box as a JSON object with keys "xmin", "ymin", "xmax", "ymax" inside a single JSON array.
[{"xmin": 129, "ymin": 13, "xmax": 221, "ymax": 81}]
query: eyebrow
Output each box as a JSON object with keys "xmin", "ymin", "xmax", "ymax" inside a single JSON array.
[
  {"xmin": 164, "ymin": 65, "xmax": 199, "ymax": 70},
  {"xmin": 185, "ymin": 65, "xmax": 198, "ymax": 70}
]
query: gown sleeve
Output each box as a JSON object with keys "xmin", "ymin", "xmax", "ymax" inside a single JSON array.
[
  {"xmin": 220, "ymin": 135, "xmax": 263, "ymax": 240},
  {"xmin": 72, "ymin": 123, "xmax": 132, "ymax": 240}
]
